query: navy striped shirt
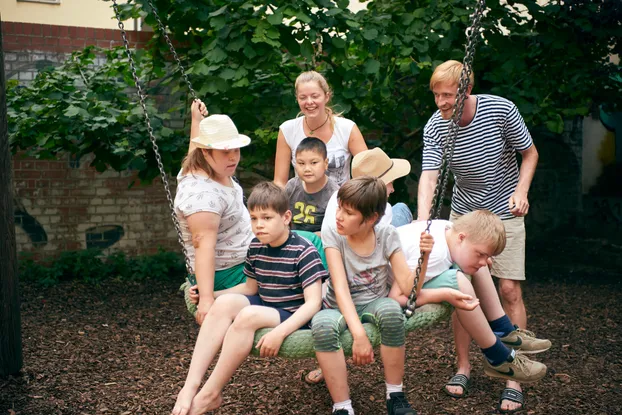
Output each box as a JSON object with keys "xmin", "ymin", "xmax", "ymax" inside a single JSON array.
[
  {"xmin": 243, "ymin": 232, "xmax": 327, "ymax": 312},
  {"xmin": 422, "ymin": 94, "xmax": 533, "ymax": 219}
]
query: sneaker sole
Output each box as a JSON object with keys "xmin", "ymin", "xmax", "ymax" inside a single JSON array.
[
  {"xmin": 512, "ymin": 345, "xmax": 552, "ymax": 355},
  {"xmin": 483, "ymin": 367, "xmax": 547, "ymax": 383}
]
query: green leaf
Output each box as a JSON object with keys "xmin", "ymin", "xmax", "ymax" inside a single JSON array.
[
  {"xmin": 331, "ymin": 36, "xmax": 346, "ymax": 49},
  {"xmin": 219, "ymin": 68, "xmax": 236, "ymax": 80},
  {"xmin": 545, "ymin": 114, "xmax": 564, "ymax": 134},
  {"xmin": 362, "ymin": 28, "xmax": 378, "ymax": 41},
  {"xmin": 295, "ymin": 12, "xmax": 312, "ymax": 24},
  {"xmin": 210, "ymin": 16, "xmax": 226, "ymax": 31},
  {"xmin": 209, "ymin": 6, "xmax": 227, "ymax": 17},
  {"xmin": 267, "ymin": 8, "xmax": 284, "ymax": 25},
  {"xmin": 205, "ymin": 47, "xmax": 228, "ymax": 63},
  {"xmin": 402, "ymin": 13, "xmax": 414, "ymax": 26},
  {"xmin": 160, "ymin": 127, "xmax": 173, "ymax": 138},
  {"xmin": 227, "ymin": 37, "xmax": 246, "ymax": 52},
  {"xmin": 64, "ymin": 105, "xmax": 81, "ymax": 117},
  {"xmin": 412, "ymin": 8, "xmax": 425, "ymax": 18},
  {"xmin": 364, "ymin": 59, "xmax": 381, "ymax": 75},
  {"xmin": 300, "ymin": 39, "xmax": 314, "ymax": 60}
]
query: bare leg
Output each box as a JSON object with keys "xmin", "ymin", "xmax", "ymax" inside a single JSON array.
[
  {"xmin": 446, "ymin": 273, "xmax": 501, "ymax": 396},
  {"xmin": 498, "ymin": 279, "xmax": 527, "ymax": 412},
  {"xmin": 316, "ymin": 350, "xmax": 350, "ymax": 404},
  {"xmin": 471, "ymin": 266, "xmax": 505, "ymax": 321},
  {"xmin": 454, "ymin": 272, "xmax": 497, "ymax": 348},
  {"xmin": 171, "ymin": 294, "xmax": 251, "ymax": 415},
  {"xmin": 445, "ymin": 313, "xmax": 472, "ymax": 396},
  {"xmin": 189, "ymin": 306, "xmax": 281, "ymax": 415},
  {"xmin": 381, "ymin": 345, "xmax": 405, "ymax": 385}
]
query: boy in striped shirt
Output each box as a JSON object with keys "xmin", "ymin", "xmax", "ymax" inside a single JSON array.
[{"xmin": 172, "ymin": 182, "xmax": 326, "ymax": 415}]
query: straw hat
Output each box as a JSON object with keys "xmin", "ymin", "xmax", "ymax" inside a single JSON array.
[
  {"xmin": 351, "ymin": 148, "xmax": 411, "ymax": 184},
  {"xmin": 190, "ymin": 115, "xmax": 251, "ymax": 150}
]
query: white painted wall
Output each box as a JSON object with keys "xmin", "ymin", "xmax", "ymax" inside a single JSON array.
[{"xmin": 1, "ymin": 0, "xmax": 129, "ymax": 29}]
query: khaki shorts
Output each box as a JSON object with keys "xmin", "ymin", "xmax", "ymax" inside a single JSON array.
[{"xmin": 449, "ymin": 211, "xmax": 526, "ymax": 281}]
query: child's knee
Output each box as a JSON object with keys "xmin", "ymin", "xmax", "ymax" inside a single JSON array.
[
  {"xmin": 498, "ymin": 279, "xmax": 522, "ymax": 304},
  {"xmin": 311, "ymin": 311, "xmax": 342, "ymax": 352},
  {"xmin": 456, "ymin": 271, "xmax": 475, "ymax": 295},
  {"xmin": 230, "ymin": 307, "xmax": 263, "ymax": 331},
  {"xmin": 375, "ymin": 301, "xmax": 406, "ymax": 347}
]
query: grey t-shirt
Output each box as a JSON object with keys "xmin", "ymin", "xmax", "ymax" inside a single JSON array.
[
  {"xmin": 285, "ymin": 177, "xmax": 339, "ymax": 233},
  {"xmin": 322, "ymin": 224, "xmax": 402, "ymax": 308}
]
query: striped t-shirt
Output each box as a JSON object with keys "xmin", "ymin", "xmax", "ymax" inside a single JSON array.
[
  {"xmin": 243, "ymin": 232, "xmax": 327, "ymax": 312},
  {"xmin": 422, "ymin": 94, "xmax": 533, "ymax": 219}
]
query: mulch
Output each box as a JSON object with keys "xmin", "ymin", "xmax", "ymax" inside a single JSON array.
[{"xmin": 1, "ymin": 235, "xmax": 621, "ymax": 415}]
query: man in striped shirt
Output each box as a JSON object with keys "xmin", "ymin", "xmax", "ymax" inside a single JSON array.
[{"xmin": 417, "ymin": 60, "xmax": 540, "ymax": 413}]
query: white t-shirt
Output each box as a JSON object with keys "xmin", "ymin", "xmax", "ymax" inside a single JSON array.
[
  {"xmin": 396, "ymin": 220, "xmax": 453, "ymax": 284},
  {"xmin": 321, "ymin": 190, "xmax": 393, "ymax": 235},
  {"xmin": 280, "ymin": 116, "xmax": 355, "ymax": 186},
  {"xmin": 174, "ymin": 171, "xmax": 253, "ymax": 271}
]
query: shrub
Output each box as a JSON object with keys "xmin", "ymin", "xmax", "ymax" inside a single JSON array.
[{"xmin": 19, "ymin": 249, "xmax": 186, "ymax": 286}]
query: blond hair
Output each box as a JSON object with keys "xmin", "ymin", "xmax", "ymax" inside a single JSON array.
[
  {"xmin": 181, "ymin": 149, "xmax": 215, "ymax": 177},
  {"xmin": 429, "ymin": 60, "xmax": 475, "ymax": 91},
  {"xmin": 295, "ymin": 71, "xmax": 342, "ymax": 126},
  {"xmin": 452, "ymin": 210, "xmax": 506, "ymax": 256},
  {"xmin": 337, "ymin": 176, "xmax": 387, "ymax": 224}
]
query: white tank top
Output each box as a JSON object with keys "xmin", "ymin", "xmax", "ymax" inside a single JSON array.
[{"xmin": 280, "ymin": 116, "xmax": 355, "ymax": 186}]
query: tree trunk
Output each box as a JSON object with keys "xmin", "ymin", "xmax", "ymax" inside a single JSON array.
[{"xmin": 0, "ymin": 17, "xmax": 23, "ymax": 377}]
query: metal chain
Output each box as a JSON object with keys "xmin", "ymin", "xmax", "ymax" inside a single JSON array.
[
  {"xmin": 405, "ymin": 0, "xmax": 487, "ymax": 317},
  {"xmin": 111, "ymin": 0, "xmax": 194, "ymax": 275},
  {"xmin": 143, "ymin": 0, "xmax": 198, "ymax": 101}
]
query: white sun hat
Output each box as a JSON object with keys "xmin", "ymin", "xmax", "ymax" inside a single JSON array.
[{"xmin": 190, "ymin": 114, "xmax": 251, "ymax": 150}]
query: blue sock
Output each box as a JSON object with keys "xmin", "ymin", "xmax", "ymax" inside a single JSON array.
[
  {"xmin": 489, "ymin": 315, "xmax": 515, "ymax": 337},
  {"xmin": 481, "ymin": 337, "xmax": 512, "ymax": 366}
]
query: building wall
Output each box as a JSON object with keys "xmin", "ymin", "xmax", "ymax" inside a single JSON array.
[
  {"xmin": 13, "ymin": 154, "xmax": 179, "ymax": 259},
  {"xmin": 3, "ymin": 19, "xmax": 181, "ymax": 259},
  {"xmin": 2, "ymin": 21, "xmax": 151, "ymax": 83},
  {"xmin": 1, "ymin": 0, "xmax": 132, "ymax": 30}
]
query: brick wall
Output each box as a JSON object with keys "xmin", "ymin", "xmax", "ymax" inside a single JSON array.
[
  {"xmin": 3, "ymin": 21, "xmax": 151, "ymax": 83},
  {"xmin": 13, "ymin": 154, "xmax": 179, "ymax": 259},
  {"xmin": 3, "ymin": 21, "xmax": 182, "ymax": 259}
]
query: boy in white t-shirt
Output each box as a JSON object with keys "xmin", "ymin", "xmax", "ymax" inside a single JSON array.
[{"xmin": 395, "ymin": 211, "xmax": 551, "ymax": 390}]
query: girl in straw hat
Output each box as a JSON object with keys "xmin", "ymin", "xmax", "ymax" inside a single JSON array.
[{"xmin": 174, "ymin": 100, "xmax": 254, "ymax": 326}]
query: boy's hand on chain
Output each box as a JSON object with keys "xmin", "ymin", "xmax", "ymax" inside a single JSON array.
[{"xmin": 420, "ymin": 231, "xmax": 434, "ymax": 254}]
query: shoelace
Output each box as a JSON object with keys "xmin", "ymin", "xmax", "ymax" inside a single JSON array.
[
  {"xmin": 391, "ymin": 394, "xmax": 412, "ymax": 409},
  {"xmin": 512, "ymin": 353, "xmax": 533, "ymax": 374},
  {"xmin": 516, "ymin": 328, "xmax": 536, "ymax": 338}
]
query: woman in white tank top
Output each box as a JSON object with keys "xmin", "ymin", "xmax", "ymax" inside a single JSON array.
[{"xmin": 273, "ymin": 71, "xmax": 367, "ymax": 187}]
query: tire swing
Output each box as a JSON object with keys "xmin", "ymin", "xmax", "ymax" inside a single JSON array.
[{"xmin": 110, "ymin": 0, "xmax": 486, "ymax": 359}]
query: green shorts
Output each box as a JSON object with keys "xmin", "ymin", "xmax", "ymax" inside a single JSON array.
[
  {"xmin": 188, "ymin": 262, "xmax": 246, "ymax": 291},
  {"xmin": 422, "ymin": 267, "xmax": 461, "ymax": 291}
]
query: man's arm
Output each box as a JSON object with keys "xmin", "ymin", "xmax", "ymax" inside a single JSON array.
[
  {"xmin": 509, "ymin": 144, "xmax": 539, "ymax": 216},
  {"xmin": 417, "ymin": 170, "xmax": 439, "ymax": 220}
]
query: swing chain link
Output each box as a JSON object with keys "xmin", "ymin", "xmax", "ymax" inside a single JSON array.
[
  {"xmin": 405, "ymin": 0, "xmax": 487, "ymax": 318},
  {"xmin": 143, "ymin": 0, "xmax": 198, "ymax": 102},
  {"xmin": 111, "ymin": 0, "xmax": 194, "ymax": 275}
]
